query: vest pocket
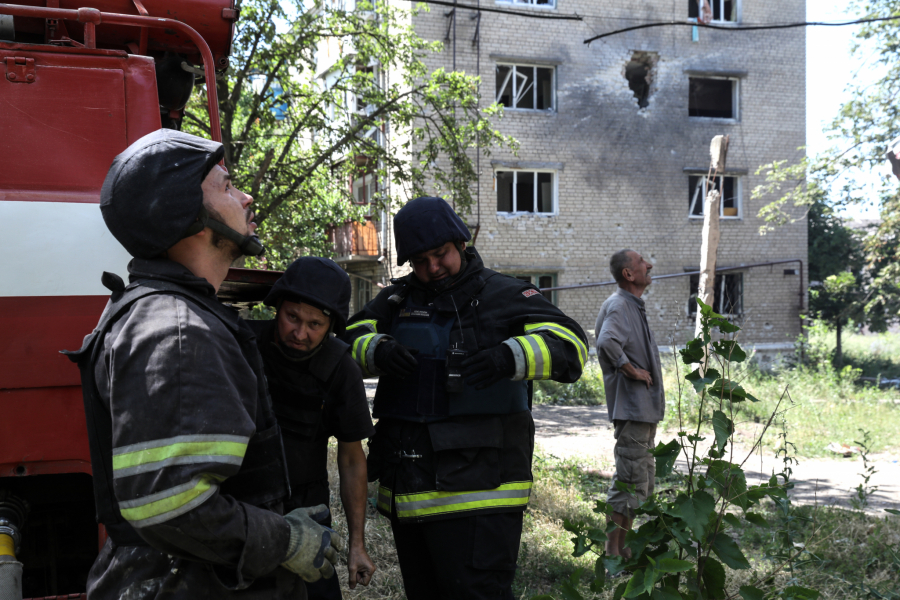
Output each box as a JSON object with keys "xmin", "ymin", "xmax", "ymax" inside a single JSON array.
[{"xmin": 428, "ymin": 417, "xmax": 504, "ymax": 492}]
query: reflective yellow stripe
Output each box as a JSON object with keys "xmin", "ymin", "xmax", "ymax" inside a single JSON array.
[
  {"xmin": 395, "ymin": 482, "xmax": 532, "ymax": 519},
  {"xmin": 347, "ymin": 319, "xmax": 378, "ymax": 333},
  {"xmin": 514, "ymin": 334, "xmax": 551, "ymax": 379},
  {"xmin": 112, "ymin": 440, "xmax": 247, "ymax": 472},
  {"xmin": 351, "ymin": 333, "xmax": 377, "ymax": 374},
  {"xmin": 119, "ymin": 475, "xmax": 219, "ymax": 524},
  {"xmin": 525, "ymin": 322, "xmax": 588, "ymax": 369},
  {"xmin": 377, "ymin": 485, "xmax": 392, "ymax": 513}
]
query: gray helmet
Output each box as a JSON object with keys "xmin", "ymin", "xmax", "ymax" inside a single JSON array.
[{"xmin": 100, "ymin": 129, "xmax": 263, "ymax": 258}]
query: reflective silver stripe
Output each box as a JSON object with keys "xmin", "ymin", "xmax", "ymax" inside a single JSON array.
[
  {"xmin": 113, "ymin": 434, "xmax": 250, "ymax": 456},
  {"xmin": 521, "ymin": 335, "xmax": 546, "ymax": 379},
  {"xmin": 396, "ymin": 487, "xmax": 531, "ymax": 513},
  {"xmin": 113, "ymin": 454, "xmax": 244, "ymax": 479}
]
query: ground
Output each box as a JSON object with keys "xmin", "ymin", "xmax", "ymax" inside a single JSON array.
[{"xmin": 532, "ymin": 403, "xmax": 900, "ymax": 515}]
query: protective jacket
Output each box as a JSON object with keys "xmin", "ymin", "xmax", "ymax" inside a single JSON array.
[
  {"xmin": 65, "ymin": 259, "xmax": 302, "ymax": 600},
  {"xmin": 344, "ymin": 248, "xmax": 587, "ymax": 523},
  {"xmin": 247, "ymin": 320, "xmax": 375, "ymax": 514}
]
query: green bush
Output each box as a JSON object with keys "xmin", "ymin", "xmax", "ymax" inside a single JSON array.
[{"xmin": 534, "ymin": 360, "xmax": 605, "ymax": 406}]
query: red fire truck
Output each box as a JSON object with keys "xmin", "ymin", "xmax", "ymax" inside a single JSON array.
[{"xmin": 0, "ymin": 2, "xmax": 277, "ymax": 597}]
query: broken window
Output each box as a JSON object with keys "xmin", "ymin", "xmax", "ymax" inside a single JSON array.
[
  {"xmin": 514, "ymin": 274, "xmax": 557, "ymax": 304},
  {"xmin": 689, "ymin": 175, "xmax": 740, "ymax": 218},
  {"xmin": 496, "ymin": 170, "xmax": 555, "ymax": 214},
  {"xmin": 497, "ymin": 0, "xmax": 556, "ymax": 7},
  {"xmin": 688, "ymin": 0, "xmax": 738, "ymax": 22},
  {"xmin": 496, "ymin": 65, "xmax": 555, "ymax": 111},
  {"xmin": 625, "ymin": 52, "xmax": 656, "ymax": 108},
  {"xmin": 689, "ymin": 77, "xmax": 737, "ymax": 119},
  {"xmin": 688, "ymin": 272, "xmax": 743, "ymax": 316}
]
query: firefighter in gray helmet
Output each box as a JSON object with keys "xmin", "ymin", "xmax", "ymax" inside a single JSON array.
[
  {"xmin": 343, "ymin": 196, "xmax": 589, "ymax": 600},
  {"xmin": 65, "ymin": 129, "xmax": 340, "ymax": 600},
  {"xmin": 248, "ymin": 256, "xmax": 377, "ymax": 600}
]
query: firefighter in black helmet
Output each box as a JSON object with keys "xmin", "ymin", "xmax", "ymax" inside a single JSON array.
[
  {"xmin": 65, "ymin": 129, "xmax": 339, "ymax": 600},
  {"xmin": 247, "ymin": 257, "xmax": 377, "ymax": 599},
  {"xmin": 343, "ymin": 196, "xmax": 589, "ymax": 600}
]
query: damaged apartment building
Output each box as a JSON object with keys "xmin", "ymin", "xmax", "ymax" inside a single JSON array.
[{"xmin": 326, "ymin": 0, "xmax": 807, "ymax": 356}]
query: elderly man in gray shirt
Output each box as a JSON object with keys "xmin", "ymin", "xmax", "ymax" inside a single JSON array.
[{"xmin": 594, "ymin": 249, "xmax": 664, "ymax": 558}]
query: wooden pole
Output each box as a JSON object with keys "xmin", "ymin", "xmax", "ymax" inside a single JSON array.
[{"xmin": 694, "ymin": 135, "xmax": 729, "ymax": 338}]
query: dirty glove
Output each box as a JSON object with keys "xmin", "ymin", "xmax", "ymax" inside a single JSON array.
[
  {"xmin": 281, "ymin": 505, "xmax": 343, "ymax": 583},
  {"xmin": 374, "ymin": 338, "xmax": 419, "ymax": 378},
  {"xmin": 461, "ymin": 344, "xmax": 516, "ymax": 390}
]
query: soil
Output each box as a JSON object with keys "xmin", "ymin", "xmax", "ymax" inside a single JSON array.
[{"xmin": 532, "ymin": 403, "xmax": 900, "ymax": 515}]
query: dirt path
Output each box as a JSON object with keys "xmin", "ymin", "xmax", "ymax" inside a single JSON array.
[{"xmin": 532, "ymin": 404, "xmax": 900, "ymax": 515}]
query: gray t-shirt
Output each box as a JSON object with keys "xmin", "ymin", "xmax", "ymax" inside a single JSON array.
[{"xmin": 595, "ymin": 288, "xmax": 665, "ymax": 423}]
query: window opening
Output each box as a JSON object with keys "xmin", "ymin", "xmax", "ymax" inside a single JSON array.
[
  {"xmin": 624, "ymin": 51, "xmax": 656, "ymax": 109},
  {"xmin": 496, "ymin": 65, "xmax": 554, "ymax": 111},
  {"xmin": 688, "ymin": 272, "xmax": 742, "ymax": 316},
  {"xmin": 688, "ymin": 175, "xmax": 739, "ymax": 218},
  {"xmin": 689, "ymin": 77, "xmax": 736, "ymax": 119},
  {"xmin": 356, "ymin": 278, "xmax": 373, "ymax": 312},
  {"xmin": 496, "ymin": 170, "xmax": 555, "ymax": 214},
  {"xmin": 514, "ymin": 274, "xmax": 557, "ymax": 304},
  {"xmin": 688, "ymin": 0, "xmax": 738, "ymax": 22},
  {"xmin": 352, "ymin": 171, "xmax": 376, "ymax": 205},
  {"xmin": 497, "ymin": 0, "xmax": 556, "ymax": 7}
]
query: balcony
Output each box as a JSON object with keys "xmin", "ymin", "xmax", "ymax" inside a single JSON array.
[{"xmin": 329, "ymin": 220, "xmax": 381, "ymax": 263}]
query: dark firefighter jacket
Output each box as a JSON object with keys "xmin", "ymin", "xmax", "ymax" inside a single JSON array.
[
  {"xmin": 66, "ymin": 259, "xmax": 303, "ymax": 600},
  {"xmin": 343, "ymin": 248, "xmax": 588, "ymax": 523},
  {"xmin": 247, "ymin": 320, "xmax": 375, "ymax": 515}
]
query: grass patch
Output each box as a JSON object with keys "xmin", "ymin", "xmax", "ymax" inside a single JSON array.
[
  {"xmin": 534, "ymin": 361, "xmax": 605, "ymax": 406},
  {"xmin": 809, "ymin": 322, "xmax": 900, "ymax": 380}
]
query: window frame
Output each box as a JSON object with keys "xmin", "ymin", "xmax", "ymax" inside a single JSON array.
[
  {"xmin": 512, "ymin": 273, "xmax": 558, "ymax": 305},
  {"xmin": 495, "ymin": 0, "xmax": 557, "ymax": 9},
  {"xmin": 688, "ymin": 272, "xmax": 743, "ymax": 317},
  {"xmin": 688, "ymin": 174, "xmax": 742, "ymax": 220},
  {"xmin": 494, "ymin": 169, "xmax": 558, "ymax": 216},
  {"xmin": 688, "ymin": 76, "xmax": 740, "ymax": 121},
  {"xmin": 688, "ymin": 0, "xmax": 741, "ymax": 24},
  {"xmin": 495, "ymin": 63, "xmax": 556, "ymax": 112},
  {"xmin": 356, "ymin": 277, "xmax": 373, "ymax": 312}
]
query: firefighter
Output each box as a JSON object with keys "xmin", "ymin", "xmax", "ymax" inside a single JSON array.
[
  {"xmin": 343, "ymin": 196, "xmax": 589, "ymax": 600},
  {"xmin": 65, "ymin": 129, "xmax": 339, "ymax": 599},
  {"xmin": 247, "ymin": 256, "xmax": 377, "ymax": 599}
]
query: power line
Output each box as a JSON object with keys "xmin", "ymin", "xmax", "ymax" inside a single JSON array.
[
  {"xmin": 412, "ymin": 0, "xmax": 582, "ymax": 21},
  {"xmin": 584, "ymin": 15, "xmax": 900, "ymax": 45}
]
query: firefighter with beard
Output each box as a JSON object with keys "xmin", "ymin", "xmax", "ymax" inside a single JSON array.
[
  {"xmin": 247, "ymin": 257, "xmax": 377, "ymax": 599},
  {"xmin": 65, "ymin": 130, "xmax": 340, "ymax": 599},
  {"xmin": 343, "ymin": 196, "xmax": 589, "ymax": 600}
]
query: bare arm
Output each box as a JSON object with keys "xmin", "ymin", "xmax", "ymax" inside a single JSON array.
[{"xmin": 337, "ymin": 440, "xmax": 375, "ymax": 588}]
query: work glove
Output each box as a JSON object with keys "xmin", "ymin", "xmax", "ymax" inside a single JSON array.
[
  {"xmin": 374, "ymin": 338, "xmax": 419, "ymax": 379},
  {"xmin": 281, "ymin": 505, "xmax": 343, "ymax": 583},
  {"xmin": 461, "ymin": 344, "xmax": 516, "ymax": 390}
]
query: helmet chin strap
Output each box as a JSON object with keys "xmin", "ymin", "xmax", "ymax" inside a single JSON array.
[{"xmin": 186, "ymin": 207, "xmax": 265, "ymax": 256}]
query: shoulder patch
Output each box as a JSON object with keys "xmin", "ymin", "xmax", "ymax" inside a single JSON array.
[{"xmin": 522, "ymin": 289, "xmax": 540, "ymax": 298}]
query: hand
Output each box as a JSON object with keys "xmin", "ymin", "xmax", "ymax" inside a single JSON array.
[
  {"xmin": 620, "ymin": 362, "xmax": 653, "ymax": 389},
  {"xmin": 281, "ymin": 505, "xmax": 343, "ymax": 582},
  {"xmin": 461, "ymin": 344, "xmax": 515, "ymax": 390},
  {"xmin": 374, "ymin": 339, "xmax": 419, "ymax": 378},
  {"xmin": 347, "ymin": 543, "xmax": 376, "ymax": 589}
]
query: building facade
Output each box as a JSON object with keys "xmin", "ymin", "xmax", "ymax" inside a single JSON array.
[{"xmin": 337, "ymin": 0, "xmax": 807, "ymax": 354}]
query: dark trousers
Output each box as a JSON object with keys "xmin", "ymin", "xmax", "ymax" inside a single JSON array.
[
  {"xmin": 390, "ymin": 511, "xmax": 523, "ymax": 600},
  {"xmin": 289, "ymin": 482, "xmax": 342, "ymax": 600}
]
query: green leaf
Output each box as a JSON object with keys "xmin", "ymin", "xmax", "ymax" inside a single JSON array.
[
  {"xmin": 651, "ymin": 588, "xmax": 682, "ymax": 600},
  {"xmin": 680, "ymin": 338, "xmax": 706, "ymax": 364},
  {"xmin": 711, "ymin": 318, "xmax": 740, "ymax": 334},
  {"xmin": 712, "ymin": 339, "xmax": 747, "ymax": 362},
  {"xmin": 699, "ymin": 557, "xmax": 725, "ymax": 598},
  {"xmin": 711, "ymin": 410, "xmax": 733, "ymax": 455},
  {"xmin": 613, "ymin": 582, "xmax": 628, "ymax": 600},
  {"xmin": 557, "ymin": 581, "xmax": 584, "ymax": 600},
  {"xmin": 592, "ymin": 557, "xmax": 606, "ymax": 590},
  {"xmin": 885, "ymin": 508, "xmax": 900, "ymax": 516},
  {"xmin": 587, "ymin": 527, "xmax": 608, "ymax": 544},
  {"xmin": 707, "ymin": 460, "xmax": 749, "ymax": 509},
  {"xmin": 723, "ymin": 513, "xmax": 742, "ymax": 529},
  {"xmin": 706, "ymin": 379, "xmax": 759, "ymax": 403},
  {"xmin": 710, "ymin": 533, "xmax": 751, "ymax": 569},
  {"xmin": 739, "ymin": 585, "xmax": 765, "ymax": 600},
  {"xmin": 745, "ymin": 512, "xmax": 769, "ymax": 527},
  {"xmin": 651, "ymin": 439, "xmax": 681, "ymax": 477},
  {"xmin": 655, "ymin": 558, "xmax": 694, "ymax": 573},
  {"xmin": 622, "ymin": 569, "xmax": 653, "ymax": 599},
  {"xmin": 781, "ymin": 586, "xmax": 820, "ymax": 600},
  {"xmin": 604, "ymin": 555, "xmax": 627, "ymax": 577},
  {"xmin": 685, "ymin": 367, "xmax": 721, "ymax": 392},
  {"xmin": 671, "ymin": 491, "xmax": 716, "ymax": 541}
]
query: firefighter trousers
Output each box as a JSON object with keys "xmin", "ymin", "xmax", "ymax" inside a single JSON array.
[{"xmin": 390, "ymin": 511, "xmax": 523, "ymax": 600}]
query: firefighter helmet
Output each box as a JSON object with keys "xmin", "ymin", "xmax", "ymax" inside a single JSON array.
[
  {"xmin": 264, "ymin": 257, "xmax": 352, "ymax": 336},
  {"xmin": 393, "ymin": 196, "xmax": 471, "ymax": 266}
]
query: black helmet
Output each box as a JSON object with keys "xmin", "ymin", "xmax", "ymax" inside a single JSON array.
[
  {"xmin": 394, "ymin": 196, "xmax": 471, "ymax": 266},
  {"xmin": 264, "ymin": 257, "xmax": 352, "ymax": 335},
  {"xmin": 100, "ymin": 129, "xmax": 263, "ymax": 258}
]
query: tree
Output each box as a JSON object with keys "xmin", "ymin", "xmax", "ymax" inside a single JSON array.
[{"xmin": 183, "ymin": 0, "xmax": 514, "ymax": 269}]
